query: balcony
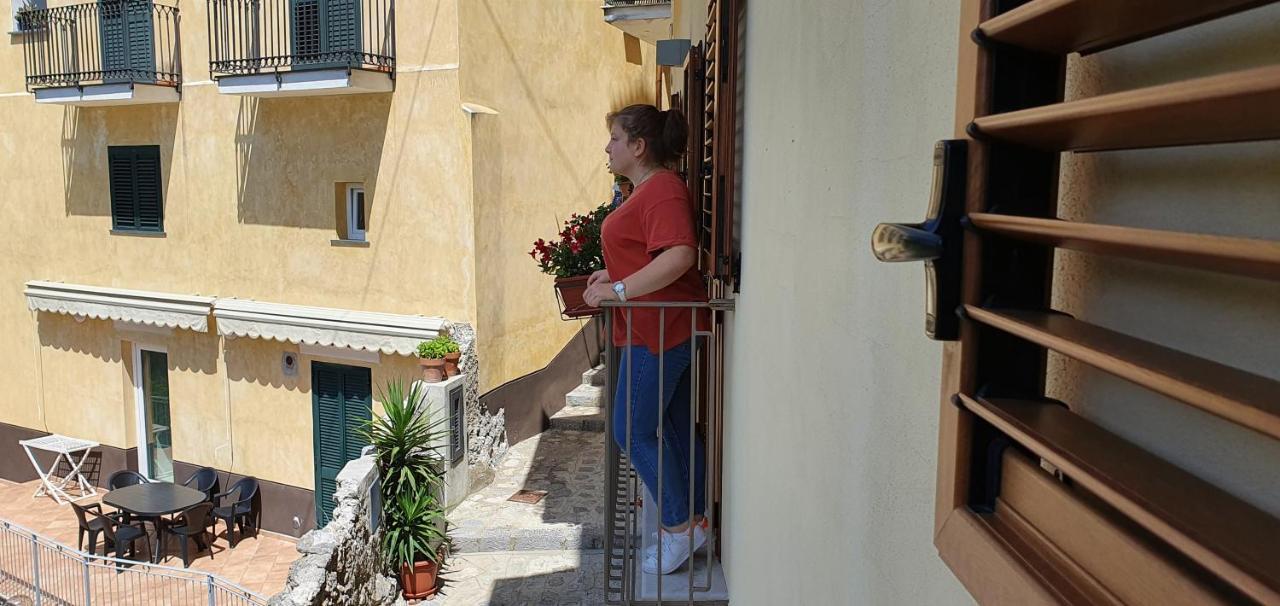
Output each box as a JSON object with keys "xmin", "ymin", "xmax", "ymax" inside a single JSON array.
[
  {"xmin": 18, "ymin": 1, "xmax": 181, "ymax": 106},
  {"xmin": 602, "ymin": 0, "xmax": 671, "ymax": 44},
  {"xmin": 207, "ymin": 0, "xmax": 395, "ymax": 97}
]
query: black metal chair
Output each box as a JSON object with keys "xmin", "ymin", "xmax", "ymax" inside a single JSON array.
[
  {"xmin": 181, "ymin": 467, "xmax": 220, "ymax": 503},
  {"xmin": 162, "ymin": 502, "xmax": 215, "ymax": 568},
  {"xmin": 78, "ymin": 504, "xmax": 150, "ymax": 562},
  {"xmin": 212, "ymin": 477, "xmax": 259, "ymax": 547},
  {"xmin": 69, "ymin": 501, "xmax": 118, "ymax": 555}
]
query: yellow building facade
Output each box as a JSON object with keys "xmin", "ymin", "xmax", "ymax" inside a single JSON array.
[{"xmin": 0, "ymin": 0, "xmax": 652, "ymax": 535}]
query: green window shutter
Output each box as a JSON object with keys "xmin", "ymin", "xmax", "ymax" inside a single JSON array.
[
  {"xmin": 341, "ymin": 366, "xmax": 371, "ymax": 462},
  {"xmin": 99, "ymin": 0, "xmax": 154, "ymax": 81},
  {"xmin": 325, "ymin": 0, "xmax": 361, "ymax": 57},
  {"xmin": 312, "ymin": 362, "xmax": 371, "ymax": 526},
  {"xmin": 108, "ymin": 145, "xmax": 163, "ymax": 233},
  {"xmin": 108, "ymin": 147, "xmax": 138, "ymax": 231},
  {"xmin": 291, "ymin": 0, "xmax": 322, "ymax": 61}
]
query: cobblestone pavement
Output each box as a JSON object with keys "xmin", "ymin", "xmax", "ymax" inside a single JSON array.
[
  {"xmin": 449, "ymin": 429, "xmax": 606, "ymax": 552},
  {"xmin": 428, "ymin": 549, "xmax": 606, "ymax": 606}
]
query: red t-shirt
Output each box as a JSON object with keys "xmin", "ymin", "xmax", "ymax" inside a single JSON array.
[{"xmin": 601, "ymin": 171, "xmax": 709, "ymax": 352}]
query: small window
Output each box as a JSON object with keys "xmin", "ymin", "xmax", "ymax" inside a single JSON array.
[
  {"xmin": 108, "ymin": 146, "xmax": 164, "ymax": 234},
  {"xmin": 346, "ymin": 184, "xmax": 366, "ymax": 241},
  {"xmin": 11, "ymin": 0, "xmax": 46, "ymax": 33}
]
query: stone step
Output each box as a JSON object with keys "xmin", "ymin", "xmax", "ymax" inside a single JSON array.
[
  {"xmin": 451, "ymin": 521, "xmax": 606, "ymax": 553},
  {"xmin": 550, "ymin": 406, "xmax": 605, "ymax": 432},
  {"xmin": 582, "ymin": 364, "xmax": 606, "ymax": 387},
  {"xmin": 566, "ymin": 383, "xmax": 603, "ymax": 408}
]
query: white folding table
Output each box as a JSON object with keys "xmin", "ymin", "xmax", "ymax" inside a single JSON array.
[{"xmin": 20, "ymin": 434, "xmax": 100, "ymax": 505}]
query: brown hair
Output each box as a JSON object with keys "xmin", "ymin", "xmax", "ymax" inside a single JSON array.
[{"xmin": 607, "ymin": 104, "xmax": 689, "ymax": 167}]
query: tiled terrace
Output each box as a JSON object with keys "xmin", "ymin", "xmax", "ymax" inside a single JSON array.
[{"xmin": 0, "ymin": 478, "xmax": 297, "ymax": 599}]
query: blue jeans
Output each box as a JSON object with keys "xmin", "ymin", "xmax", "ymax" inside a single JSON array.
[{"xmin": 612, "ymin": 341, "xmax": 707, "ymax": 528}]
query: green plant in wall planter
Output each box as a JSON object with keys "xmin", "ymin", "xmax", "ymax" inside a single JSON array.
[
  {"xmin": 416, "ymin": 338, "xmax": 450, "ymax": 383},
  {"xmin": 359, "ymin": 379, "xmax": 452, "ymax": 600}
]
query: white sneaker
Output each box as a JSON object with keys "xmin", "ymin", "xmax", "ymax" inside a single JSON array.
[{"xmin": 642, "ymin": 520, "xmax": 707, "ymax": 575}]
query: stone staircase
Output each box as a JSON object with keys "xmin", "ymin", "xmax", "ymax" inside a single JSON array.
[{"xmin": 548, "ymin": 365, "xmax": 606, "ymax": 432}]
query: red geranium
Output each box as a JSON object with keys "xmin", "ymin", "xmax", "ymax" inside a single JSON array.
[{"xmin": 530, "ymin": 202, "xmax": 614, "ymax": 278}]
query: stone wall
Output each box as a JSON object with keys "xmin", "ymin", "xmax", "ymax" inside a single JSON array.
[
  {"xmin": 268, "ymin": 455, "xmax": 402, "ymax": 606},
  {"xmin": 448, "ymin": 323, "xmax": 509, "ymax": 484}
]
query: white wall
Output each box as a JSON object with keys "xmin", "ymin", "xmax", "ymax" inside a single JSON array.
[{"xmin": 721, "ymin": 2, "xmax": 972, "ymax": 604}]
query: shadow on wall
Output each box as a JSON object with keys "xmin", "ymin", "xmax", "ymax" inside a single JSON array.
[
  {"xmin": 35, "ymin": 314, "xmax": 123, "ymax": 362},
  {"xmin": 234, "ymin": 94, "xmax": 392, "ymax": 229},
  {"xmin": 221, "ymin": 333, "xmax": 309, "ymax": 390},
  {"xmin": 61, "ymin": 104, "xmax": 180, "ymax": 217}
]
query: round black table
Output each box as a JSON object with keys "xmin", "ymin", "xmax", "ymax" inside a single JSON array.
[{"xmin": 103, "ymin": 483, "xmax": 205, "ymax": 563}]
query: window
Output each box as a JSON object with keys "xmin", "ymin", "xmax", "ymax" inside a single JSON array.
[
  {"xmin": 10, "ymin": 0, "xmax": 45, "ymax": 33},
  {"xmin": 108, "ymin": 145, "xmax": 163, "ymax": 234},
  {"xmin": 133, "ymin": 347, "xmax": 173, "ymax": 482},
  {"xmin": 346, "ymin": 184, "xmax": 366, "ymax": 241}
]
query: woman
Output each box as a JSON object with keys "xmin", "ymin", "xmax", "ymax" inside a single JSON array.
[{"xmin": 583, "ymin": 104, "xmax": 709, "ymax": 575}]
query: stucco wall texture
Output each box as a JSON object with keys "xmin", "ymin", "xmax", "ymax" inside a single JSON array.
[
  {"xmin": 716, "ymin": 1, "xmax": 973, "ymax": 604},
  {"xmin": 0, "ymin": 0, "xmax": 653, "ymax": 491}
]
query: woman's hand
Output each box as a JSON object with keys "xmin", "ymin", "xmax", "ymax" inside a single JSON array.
[
  {"xmin": 583, "ymin": 281, "xmax": 619, "ymax": 307},
  {"xmin": 586, "ymin": 269, "xmax": 611, "ymax": 288}
]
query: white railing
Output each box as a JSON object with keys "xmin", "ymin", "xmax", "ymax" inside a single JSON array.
[{"xmin": 0, "ymin": 519, "xmax": 267, "ymax": 606}]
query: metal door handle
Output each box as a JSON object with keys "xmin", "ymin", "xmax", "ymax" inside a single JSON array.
[{"xmin": 871, "ymin": 139, "xmax": 967, "ymax": 341}]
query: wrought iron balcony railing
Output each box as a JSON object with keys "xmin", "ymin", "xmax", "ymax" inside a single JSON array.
[
  {"xmin": 19, "ymin": 0, "xmax": 181, "ymax": 92},
  {"xmin": 207, "ymin": 0, "xmax": 395, "ymax": 78}
]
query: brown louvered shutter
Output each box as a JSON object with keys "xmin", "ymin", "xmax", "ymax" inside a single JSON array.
[
  {"xmin": 876, "ymin": 1, "xmax": 1280, "ymax": 603},
  {"xmin": 698, "ymin": 0, "xmax": 743, "ymax": 293}
]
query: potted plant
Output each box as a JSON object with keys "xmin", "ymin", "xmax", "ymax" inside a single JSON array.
[
  {"xmin": 529, "ymin": 201, "xmax": 615, "ymax": 319},
  {"xmin": 435, "ymin": 335, "xmax": 462, "ymax": 377},
  {"xmin": 386, "ymin": 489, "xmax": 449, "ymax": 599},
  {"xmin": 14, "ymin": 0, "xmax": 43, "ymax": 32},
  {"xmin": 360, "ymin": 380, "xmax": 451, "ymax": 600},
  {"xmin": 416, "ymin": 339, "xmax": 449, "ymax": 383}
]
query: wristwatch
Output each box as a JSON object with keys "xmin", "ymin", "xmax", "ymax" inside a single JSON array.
[{"xmin": 612, "ymin": 281, "xmax": 628, "ymax": 302}]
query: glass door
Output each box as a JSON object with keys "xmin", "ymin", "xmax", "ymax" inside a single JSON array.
[{"xmin": 139, "ymin": 349, "xmax": 173, "ymax": 482}]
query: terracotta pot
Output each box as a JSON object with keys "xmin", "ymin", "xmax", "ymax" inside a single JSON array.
[
  {"xmin": 419, "ymin": 358, "xmax": 446, "ymax": 383},
  {"xmin": 554, "ymin": 275, "xmax": 601, "ymax": 319},
  {"xmin": 399, "ymin": 560, "xmax": 439, "ymax": 600},
  {"xmin": 443, "ymin": 352, "xmax": 461, "ymax": 377}
]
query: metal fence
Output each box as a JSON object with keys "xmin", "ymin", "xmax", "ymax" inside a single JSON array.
[
  {"xmin": 207, "ymin": 0, "xmax": 395, "ymax": 77},
  {"xmin": 602, "ymin": 0, "xmax": 672, "ymax": 7},
  {"xmin": 19, "ymin": 0, "xmax": 181, "ymax": 92},
  {"xmin": 0, "ymin": 520, "xmax": 266, "ymax": 606},
  {"xmin": 602, "ymin": 299, "xmax": 732, "ymax": 605}
]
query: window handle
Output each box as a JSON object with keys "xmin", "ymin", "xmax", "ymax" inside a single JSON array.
[{"xmin": 871, "ymin": 139, "xmax": 967, "ymax": 341}]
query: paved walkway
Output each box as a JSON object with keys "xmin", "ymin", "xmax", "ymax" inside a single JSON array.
[{"xmin": 437, "ymin": 426, "xmax": 608, "ymax": 605}]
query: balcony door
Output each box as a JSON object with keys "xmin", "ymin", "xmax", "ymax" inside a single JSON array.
[
  {"xmin": 98, "ymin": 0, "xmax": 154, "ymax": 82},
  {"xmin": 133, "ymin": 346, "xmax": 173, "ymax": 482},
  {"xmin": 290, "ymin": 0, "xmax": 361, "ymax": 68}
]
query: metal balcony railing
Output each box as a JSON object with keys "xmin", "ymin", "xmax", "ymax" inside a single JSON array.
[
  {"xmin": 0, "ymin": 519, "xmax": 267, "ymax": 605},
  {"xmin": 603, "ymin": 0, "xmax": 672, "ymax": 7},
  {"xmin": 207, "ymin": 0, "xmax": 395, "ymax": 78},
  {"xmin": 19, "ymin": 0, "xmax": 181, "ymax": 92},
  {"xmin": 602, "ymin": 299, "xmax": 732, "ymax": 605}
]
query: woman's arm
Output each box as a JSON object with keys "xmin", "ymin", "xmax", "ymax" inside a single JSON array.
[{"xmin": 583, "ymin": 245, "xmax": 696, "ymax": 306}]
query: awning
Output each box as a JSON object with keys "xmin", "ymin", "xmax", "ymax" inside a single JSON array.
[
  {"xmin": 24, "ymin": 281, "xmax": 215, "ymax": 332},
  {"xmin": 212, "ymin": 298, "xmax": 446, "ymax": 356}
]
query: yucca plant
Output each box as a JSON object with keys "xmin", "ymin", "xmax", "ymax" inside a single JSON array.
[
  {"xmin": 382, "ymin": 488, "xmax": 449, "ymax": 568},
  {"xmin": 360, "ymin": 378, "xmax": 453, "ymax": 597},
  {"xmin": 359, "ymin": 379, "xmax": 448, "ymax": 503}
]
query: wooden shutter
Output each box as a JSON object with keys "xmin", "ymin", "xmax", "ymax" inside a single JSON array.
[
  {"xmin": 108, "ymin": 145, "xmax": 163, "ymax": 233},
  {"xmin": 312, "ymin": 362, "xmax": 371, "ymax": 525},
  {"xmin": 291, "ymin": 0, "xmax": 323, "ymax": 61},
  {"xmin": 878, "ymin": 2, "xmax": 1280, "ymax": 604},
  {"xmin": 324, "ymin": 0, "xmax": 361, "ymax": 58},
  {"xmin": 698, "ymin": 0, "xmax": 744, "ymax": 292},
  {"xmin": 98, "ymin": 0, "xmax": 153, "ymax": 81}
]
